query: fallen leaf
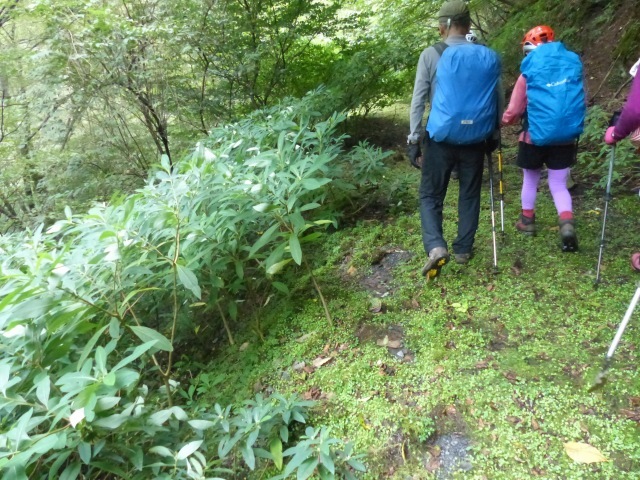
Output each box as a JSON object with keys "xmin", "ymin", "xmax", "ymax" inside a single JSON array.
[
  {"xmin": 239, "ymin": 342, "xmax": 249, "ymax": 351},
  {"xmin": 292, "ymin": 361, "xmax": 306, "ymax": 371},
  {"xmin": 425, "ymin": 454, "xmax": 440, "ymax": 473},
  {"xmin": 620, "ymin": 408, "xmax": 640, "ymax": 422},
  {"xmin": 486, "ymin": 283, "xmax": 495, "ymax": 292},
  {"xmin": 312, "ymin": 357, "xmax": 333, "ymax": 368},
  {"xmin": 564, "ymin": 442, "xmax": 609, "ymax": 464},
  {"xmin": 506, "ymin": 416, "xmax": 521, "ymax": 425},
  {"xmin": 503, "ymin": 371, "xmax": 518, "ymax": 383},
  {"xmin": 444, "ymin": 404, "xmax": 457, "ymax": 416},
  {"xmin": 434, "ymin": 365, "xmax": 445, "ymax": 374},
  {"xmin": 322, "ymin": 343, "xmax": 330, "ymax": 354},
  {"xmin": 475, "ymin": 360, "xmax": 489, "ymax": 370},
  {"xmin": 347, "ymin": 265, "xmax": 357, "ymax": 276},
  {"xmin": 411, "ymin": 298, "xmax": 420, "ymax": 309},
  {"xmin": 531, "ymin": 418, "xmax": 541, "ymax": 430},
  {"xmin": 376, "ymin": 335, "xmax": 390, "ymax": 347}
]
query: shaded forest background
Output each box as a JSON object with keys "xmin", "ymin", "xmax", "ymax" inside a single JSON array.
[{"xmin": 0, "ymin": 0, "xmax": 638, "ymax": 232}]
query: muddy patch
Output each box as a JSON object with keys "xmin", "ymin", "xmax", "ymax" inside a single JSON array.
[
  {"xmin": 355, "ymin": 323, "xmax": 414, "ymax": 363},
  {"xmin": 358, "ymin": 248, "xmax": 414, "ymax": 297}
]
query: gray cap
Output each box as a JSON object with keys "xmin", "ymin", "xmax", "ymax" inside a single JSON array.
[{"xmin": 437, "ymin": 0, "xmax": 470, "ymax": 21}]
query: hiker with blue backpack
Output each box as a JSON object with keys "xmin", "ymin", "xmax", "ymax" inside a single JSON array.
[
  {"xmin": 407, "ymin": 0, "xmax": 501, "ymax": 279},
  {"xmin": 501, "ymin": 25, "xmax": 586, "ymax": 252}
]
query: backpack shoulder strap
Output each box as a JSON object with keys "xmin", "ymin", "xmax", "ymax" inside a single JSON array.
[{"xmin": 432, "ymin": 41, "xmax": 448, "ymax": 57}]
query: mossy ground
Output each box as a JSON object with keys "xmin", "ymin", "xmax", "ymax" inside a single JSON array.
[{"xmin": 194, "ymin": 106, "xmax": 640, "ymax": 479}]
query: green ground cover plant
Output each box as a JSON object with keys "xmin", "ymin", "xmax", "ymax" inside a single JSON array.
[{"xmin": 194, "ymin": 105, "xmax": 640, "ymax": 478}]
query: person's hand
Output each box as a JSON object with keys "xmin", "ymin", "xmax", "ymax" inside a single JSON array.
[
  {"xmin": 604, "ymin": 126, "xmax": 618, "ymax": 145},
  {"xmin": 407, "ymin": 143, "xmax": 422, "ymax": 169}
]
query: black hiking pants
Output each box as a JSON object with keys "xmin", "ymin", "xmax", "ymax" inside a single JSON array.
[{"xmin": 419, "ymin": 139, "xmax": 484, "ymax": 256}]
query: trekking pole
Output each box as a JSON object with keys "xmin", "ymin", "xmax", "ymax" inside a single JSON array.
[
  {"xmin": 497, "ymin": 131, "xmax": 505, "ymax": 234},
  {"xmin": 590, "ymin": 284, "xmax": 640, "ymax": 391},
  {"xmin": 487, "ymin": 152, "xmax": 498, "ymax": 273},
  {"xmin": 595, "ymin": 145, "xmax": 615, "ymax": 286}
]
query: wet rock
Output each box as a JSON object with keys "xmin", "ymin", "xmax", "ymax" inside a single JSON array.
[{"xmin": 434, "ymin": 433, "xmax": 472, "ymax": 479}]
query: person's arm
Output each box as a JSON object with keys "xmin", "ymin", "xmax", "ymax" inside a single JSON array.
[
  {"xmin": 501, "ymin": 74, "xmax": 527, "ymax": 126},
  {"xmin": 408, "ymin": 48, "xmax": 438, "ymax": 143},
  {"xmin": 614, "ymin": 75, "xmax": 640, "ymax": 139}
]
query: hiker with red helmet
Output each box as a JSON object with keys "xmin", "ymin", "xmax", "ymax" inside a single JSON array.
[
  {"xmin": 604, "ymin": 57, "xmax": 640, "ymax": 270},
  {"xmin": 407, "ymin": 0, "xmax": 501, "ymax": 279},
  {"xmin": 502, "ymin": 25, "xmax": 586, "ymax": 252}
]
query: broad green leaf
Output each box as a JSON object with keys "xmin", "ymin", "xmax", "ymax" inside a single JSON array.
[
  {"xmin": 112, "ymin": 340, "xmax": 157, "ymax": 372},
  {"xmin": 102, "ymin": 372, "xmax": 116, "ymax": 386},
  {"xmin": 289, "ymin": 235, "xmax": 302, "ymax": 265},
  {"xmin": 95, "ymin": 396, "xmax": 121, "ymax": 412},
  {"xmin": 176, "ymin": 265, "xmax": 202, "ymax": 300},
  {"xmin": 108, "ymin": 318, "xmax": 120, "ymax": 339},
  {"xmin": 177, "ymin": 440, "xmax": 203, "ymax": 461},
  {"xmin": 253, "ymin": 203, "xmax": 271, "ymax": 213},
  {"xmin": 267, "ymin": 259, "xmax": 292, "ymax": 275},
  {"xmin": 297, "ymin": 458, "xmax": 319, "ymax": 480},
  {"xmin": 241, "ymin": 442, "xmax": 256, "ymax": 470},
  {"xmin": 149, "ymin": 446, "xmax": 173, "ymax": 458},
  {"xmin": 249, "ymin": 224, "xmax": 280, "ymax": 258},
  {"xmin": 346, "ymin": 458, "xmax": 367, "ymax": 472},
  {"xmin": 78, "ymin": 442, "xmax": 91, "ymax": 464},
  {"xmin": 301, "ymin": 178, "xmax": 331, "ymax": 190},
  {"xmin": 270, "ymin": 437, "xmax": 283, "ymax": 470},
  {"xmin": 129, "ymin": 326, "xmax": 173, "ymax": 352},
  {"xmin": 35, "ymin": 375, "xmax": 51, "ymax": 407},
  {"xmin": 0, "ymin": 361, "xmax": 13, "ymax": 396},
  {"xmin": 92, "ymin": 414, "xmax": 128, "ymax": 429},
  {"xmin": 30, "ymin": 433, "xmax": 61, "ymax": 454},
  {"xmin": 95, "ymin": 346, "xmax": 107, "ymax": 374},
  {"xmin": 77, "ymin": 325, "xmax": 109, "ymax": 371},
  {"xmin": 272, "ymin": 282, "xmax": 289, "ymax": 294},
  {"xmin": 300, "ymin": 202, "xmax": 321, "ymax": 211},
  {"xmin": 188, "ymin": 420, "xmax": 216, "ymax": 431},
  {"xmin": 59, "ymin": 462, "xmax": 81, "ymax": 480}
]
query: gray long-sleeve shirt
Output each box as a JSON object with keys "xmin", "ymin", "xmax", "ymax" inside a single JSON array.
[{"xmin": 408, "ymin": 34, "xmax": 503, "ymax": 143}]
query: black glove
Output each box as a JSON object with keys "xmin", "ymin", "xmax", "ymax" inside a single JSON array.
[
  {"xmin": 484, "ymin": 130, "xmax": 500, "ymax": 154},
  {"xmin": 609, "ymin": 110, "xmax": 621, "ymax": 127},
  {"xmin": 406, "ymin": 143, "xmax": 422, "ymax": 169}
]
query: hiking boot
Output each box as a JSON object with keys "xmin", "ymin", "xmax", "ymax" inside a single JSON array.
[
  {"xmin": 631, "ymin": 253, "xmax": 640, "ymax": 272},
  {"xmin": 559, "ymin": 219, "xmax": 578, "ymax": 252},
  {"xmin": 454, "ymin": 253, "xmax": 472, "ymax": 265},
  {"xmin": 515, "ymin": 214, "xmax": 536, "ymax": 235},
  {"xmin": 421, "ymin": 247, "xmax": 449, "ymax": 279}
]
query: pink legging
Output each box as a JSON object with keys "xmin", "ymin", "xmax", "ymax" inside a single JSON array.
[{"xmin": 521, "ymin": 167, "xmax": 572, "ymax": 214}]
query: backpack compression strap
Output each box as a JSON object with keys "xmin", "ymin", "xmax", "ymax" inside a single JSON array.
[{"xmin": 433, "ymin": 41, "xmax": 448, "ymax": 57}]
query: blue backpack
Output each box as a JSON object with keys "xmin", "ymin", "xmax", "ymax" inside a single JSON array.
[
  {"xmin": 427, "ymin": 43, "xmax": 501, "ymax": 145},
  {"xmin": 521, "ymin": 42, "xmax": 585, "ymax": 145}
]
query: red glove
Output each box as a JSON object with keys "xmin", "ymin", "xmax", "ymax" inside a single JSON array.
[{"xmin": 604, "ymin": 126, "xmax": 618, "ymax": 145}]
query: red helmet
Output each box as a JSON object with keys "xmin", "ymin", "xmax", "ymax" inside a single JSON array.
[{"xmin": 522, "ymin": 25, "xmax": 555, "ymax": 54}]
